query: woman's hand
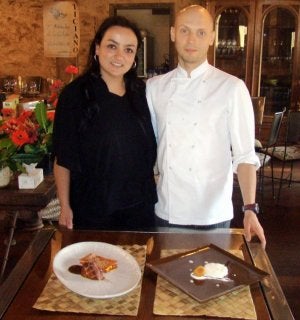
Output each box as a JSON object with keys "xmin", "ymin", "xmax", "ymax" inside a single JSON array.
[
  {"xmin": 54, "ymin": 160, "xmax": 73, "ymax": 229},
  {"xmin": 59, "ymin": 205, "xmax": 73, "ymax": 229}
]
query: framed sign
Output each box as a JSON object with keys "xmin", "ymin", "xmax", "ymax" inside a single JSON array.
[{"xmin": 43, "ymin": 1, "xmax": 80, "ymax": 58}]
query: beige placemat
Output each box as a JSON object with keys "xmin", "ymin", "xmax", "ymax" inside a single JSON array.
[
  {"xmin": 153, "ymin": 249, "xmax": 257, "ymax": 320},
  {"xmin": 33, "ymin": 244, "xmax": 146, "ymax": 316}
]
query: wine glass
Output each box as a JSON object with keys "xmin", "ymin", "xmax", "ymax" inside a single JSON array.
[
  {"xmin": 28, "ymin": 81, "xmax": 38, "ymax": 96},
  {"xmin": 3, "ymin": 79, "xmax": 11, "ymax": 92},
  {"xmin": 10, "ymin": 79, "xmax": 17, "ymax": 93},
  {"xmin": 20, "ymin": 81, "xmax": 28, "ymax": 97}
]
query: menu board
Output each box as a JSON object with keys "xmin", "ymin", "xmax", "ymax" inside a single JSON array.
[{"xmin": 43, "ymin": 1, "xmax": 80, "ymax": 58}]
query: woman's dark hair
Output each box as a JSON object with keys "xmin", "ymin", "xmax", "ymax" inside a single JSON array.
[
  {"xmin": 84, "ymin": 15, "xmax": 142, "ymax": 85},
  {"xmin": 79, "ymin": 16, "xmax": 146, "ymax": 133}
]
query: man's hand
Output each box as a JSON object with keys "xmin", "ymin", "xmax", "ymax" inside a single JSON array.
[{"xmin": 243, "ymin": 211, "xmax": 266, "ymax": 249}]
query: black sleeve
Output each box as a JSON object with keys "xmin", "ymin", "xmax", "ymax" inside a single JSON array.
[{"xmin": 52, "ymin": 83, "xmax": 83, "ymax": 173}]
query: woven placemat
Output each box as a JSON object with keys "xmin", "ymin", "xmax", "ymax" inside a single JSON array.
[
  {"xmin": 153, "ymin": 249, "xmax": 257, "ymax": 320},
  {"xmin": 33, "ymin": 244, "xmax": 146, "ymax": 316},
  {"xmin": 38, "ymin": 197, "xmax": 60, "ymax": 221}
]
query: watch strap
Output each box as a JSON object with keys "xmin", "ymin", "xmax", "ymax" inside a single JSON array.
[{"xmin": 242, "ymin": 203, "xmax": 259, "ymax": 214}]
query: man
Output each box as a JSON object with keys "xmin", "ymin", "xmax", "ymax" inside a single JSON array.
[{"xmin": 146, "ymin": 5, "xmax": 266, "ymax": 248}]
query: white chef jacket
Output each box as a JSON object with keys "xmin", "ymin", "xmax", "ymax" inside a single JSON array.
[{"xmin": 146, "ymin": 61, "xmax": 260, "ymax": 225}]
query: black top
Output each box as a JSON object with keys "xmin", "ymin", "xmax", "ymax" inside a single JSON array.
[{"xmin": 53, "ymin": 73, "xmax": 157, "ymax": 228}]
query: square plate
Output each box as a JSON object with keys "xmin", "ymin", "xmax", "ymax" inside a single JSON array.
[{"xmin": 146, "ymin": 244, "xmax": 269, "ymax": 303}]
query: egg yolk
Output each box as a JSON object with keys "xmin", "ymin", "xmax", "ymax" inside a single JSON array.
[{"xmin": 193, "ymin": 265, "xmax": 205, "ymax": 277}]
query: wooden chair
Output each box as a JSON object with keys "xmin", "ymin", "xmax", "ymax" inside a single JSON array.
[
  {"xmin": 256, "ymin": 109, "xmax": 285, "ymax": 207},
  {"xmin": 269, "ymin": 110, "xmax": 300, "ymax": 202},
  {"xmin": 251, "ymin": 96, "xmax": 266, "ymax": 149},
  {"xmin": 38, "ymin": 197, "xmax": 60, "ymax": 224}
]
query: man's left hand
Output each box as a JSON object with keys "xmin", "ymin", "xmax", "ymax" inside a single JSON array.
[{"xmin": 243, "ymin": 211, "xmax": 266, "ymax": 249}]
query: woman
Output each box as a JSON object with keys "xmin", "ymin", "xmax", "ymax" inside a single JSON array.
[{"xmin": 53, "ymin": 16, "xmax": 157, "ymax": 230}]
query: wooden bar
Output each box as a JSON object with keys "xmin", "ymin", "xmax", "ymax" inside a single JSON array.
[{"xmin": 0, "ymin": 227, "xmax": 56, "ymax": 319}]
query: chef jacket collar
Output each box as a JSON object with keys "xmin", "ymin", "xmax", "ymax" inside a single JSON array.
[{"xmin": 175, "ymin": 60, "xmax": 209, "ymax": 79}]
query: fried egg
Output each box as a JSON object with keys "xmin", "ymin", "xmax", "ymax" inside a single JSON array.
[{"xmin": 191, "ymin": 262, "xmax": 228, "ymax": 280}]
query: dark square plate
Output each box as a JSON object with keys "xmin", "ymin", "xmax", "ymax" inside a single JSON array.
[{"xmin": 146, "ymin": 243, "xmax": 269, "ymax": 303}]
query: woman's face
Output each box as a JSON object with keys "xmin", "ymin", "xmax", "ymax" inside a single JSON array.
[{"xmin": 95, "ymin": 26, "xmax": 138, "ymax": 81}]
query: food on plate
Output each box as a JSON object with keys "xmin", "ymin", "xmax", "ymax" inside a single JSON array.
[
  {"xmin": 81, "ymin": 260, "xmax": 105, "ymax": 280},
  {"xmin": 68, "ymin": 253, "xmax": 117, "ymax": 280},
  {"xmin": 80, "ymin": 253, "xmax": 117, "ymax": 273},
  {"xmin": 192, "ymin": 265, "xmax": 206, "ymax": 277},
  {"xmin": 191, "ymin": 262, "xmax": 228, "ymax": 280}
]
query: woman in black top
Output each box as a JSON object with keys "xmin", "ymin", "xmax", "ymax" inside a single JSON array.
[{"xmin": 53, "ymin": 16, "xmax": 157, "ymax": 230}]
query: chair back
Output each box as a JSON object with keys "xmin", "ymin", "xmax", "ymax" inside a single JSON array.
[
  {"xmin": 285, "ymin": 110, "xmax": 300, "ymax": 144},
  {"xmin": 251, "ymin": 96, "xmax": 265, "ymax": 126},
  {"xmin": 266, "ymin": 108, "xmax": 285, "ymax": 148},
  {"xmin": 251, "ymin": 96, "xmax": 265, "ymax": 139}
]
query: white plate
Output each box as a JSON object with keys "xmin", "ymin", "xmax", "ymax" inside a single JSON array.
[{"xmin": 53, "ymin": 242, "xmax": 141, "ymax": 299}]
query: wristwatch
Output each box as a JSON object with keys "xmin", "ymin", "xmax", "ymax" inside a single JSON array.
[{"xmin": 242, "ymin": 203, "xmax": 259, "ymax": 215}]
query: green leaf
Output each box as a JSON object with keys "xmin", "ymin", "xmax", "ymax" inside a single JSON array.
[
  {"xmin": 0, "ymin": 138, "xmax": 15, "ymax": 149},
  {"xmin": 0, "ymin": 138, "xmax": 17, "ymax": 167},
  {"xmin": 47, "ymin": 121, "xmax": 54, "ymax": 134},
  {"xmin": 24, "ymin": 143, "xmax": 41, "ymax": 154},
  {"xmin": 11, "ymin": 152, "xmax": 44, "ymax": 165},
  {"xmin": 35, "ymin": 102, "xmax": 48, "ymax": 132}
]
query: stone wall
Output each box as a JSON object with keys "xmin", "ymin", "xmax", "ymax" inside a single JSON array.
[{"xmin": 0, "ymin": 0, "xmax": 199, "ymax": 85}]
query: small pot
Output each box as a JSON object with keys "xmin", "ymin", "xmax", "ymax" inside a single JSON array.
[{"xmin": 0, "ymin": 166, "xmax": 11, "ymax": 187}]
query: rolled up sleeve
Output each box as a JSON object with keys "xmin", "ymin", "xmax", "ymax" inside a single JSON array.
[{"xmin": 230, "ymin": 81, "xmax": 260, "ymax": 173}]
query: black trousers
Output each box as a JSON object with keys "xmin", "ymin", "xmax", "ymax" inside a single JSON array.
[
  {"xmin": 155, "ymin": 216, "xmax": 231, "ymax": 230},
  {"xmin": 74, "ymin": 202, "xmax": 155, "ymax": 231}
]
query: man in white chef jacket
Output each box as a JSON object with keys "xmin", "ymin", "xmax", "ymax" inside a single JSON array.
[{"xmin": 146, "ymin": 5, "xmax": 266, "ymax": 248}]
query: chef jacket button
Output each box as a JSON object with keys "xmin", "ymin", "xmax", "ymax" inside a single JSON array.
[
  {"xmin": 189, "ymin": 168, "xmax": 192, "ymax": 171},
  {"xmin": 169, "ymin": 144, "xmax": 171, "ymax": 147},
  {"xmin": 194, "ymin": 122, "xmax": 197, "ymax": 126},
  {"xmin": 169, "ymin": 166, "xmax": 172, "ymax": 170},
  {"xmin": 197, "ymin": 100, "xmax": 202, "ymax": 103},
  {"xmin": 191, "ymin": 145, "xmax": 195, "ymax": 148}
]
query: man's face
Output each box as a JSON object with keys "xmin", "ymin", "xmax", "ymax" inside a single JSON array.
[{"xmin": 171, "ymin": 7, "xmax": 215, "ymax": 71}]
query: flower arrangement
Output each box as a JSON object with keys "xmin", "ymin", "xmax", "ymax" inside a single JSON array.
[
  {"xmin": 65, "ymin": 64, "xmax": 79, "ymax": 82},
  {"xmin": 0, "ymin": 102, "xmax": 54, "ymax": 172},
  {"xmin": 48, "ymin": 64, "xmax": 79, "ymax": 108},
  {"xmin": 47, "ymin": 79, "xmax": 64, "ymax": 108}
]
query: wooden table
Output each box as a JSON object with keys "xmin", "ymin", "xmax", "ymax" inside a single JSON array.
[
  {"xmin": 0, "ymin": 227, "xmax": 295, "ymax": 320},
  {"xmin": 0, "ymin": 174, "xmax": 56, "ymax": 212},
  {"xmin": 0, "ymin": 175, "xmax": 56, "ymax": 281}
]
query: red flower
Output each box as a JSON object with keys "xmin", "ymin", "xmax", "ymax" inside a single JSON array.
[
  {"xmin": 1, "ymin": 108, "xmax": 14, "ymax": 117},
  {"xmin": 0, "ymin": 118, "xmax": 18, "ymax": 134},
  {"xmin": 1, "ymin": 102, "xmax": 54, "ymax": 172},
  {"xmin": 18, "ymin": 110, "xmax": 33, "ymax": 123},
  {"xmin": 48, "ymin": 92, "xmax": 58, "ymax": 103},
  {"xmin": 47, "ymin": 110, "xmax": 55, "ymax": 121},
  {"xmin": 11, "ymin": 130, "xmax": 30, "ymax": 146},
  {"xmin": 50, "ymin": 80, "xmax": 64, "ymax": 91},
  {"xmin": 65, "ymin": 65, "xmax": 79, "ymax": 75}
]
